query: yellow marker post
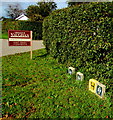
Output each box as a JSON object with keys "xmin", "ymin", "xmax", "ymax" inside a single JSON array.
[
  {"xmin": 89, "ymin": 79, "xmax": 106, "ymax": 99},
  {"xmin": 89, "ymin": 79, "xmax": 98, "ymax": 93}
]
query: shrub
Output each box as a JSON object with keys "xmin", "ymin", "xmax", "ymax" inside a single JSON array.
[
  {"xmin": 18, "ymin": 21, "xmax": 42, "ymax": 40},
  {"xmin": 2, "ymin": 21, "xmax": 42, "ymax": 40},
  {"xmin": 43, "ymin": 2, "xmax": 113, "ymax": 90},
  {"xmin": 2, "ymin": 21, "xmax": 19, "ymax": 33}
]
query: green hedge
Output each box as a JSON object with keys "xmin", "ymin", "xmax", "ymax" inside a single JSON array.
[
  {"xmin": 43, "ymin": 2, "xmax": 113, "ymax": 89},
  {"xmin": 2, "ymin": 21, "xmax": 42, "ymax": 40}
]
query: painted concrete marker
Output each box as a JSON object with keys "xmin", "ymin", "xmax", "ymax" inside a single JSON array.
[
  {"xmin": 96, "ymin": 82, "xmax": 106, "ymax": 98},
  {"xmin": 76, "ymin": 72, "xmax": 84, "ymax": 81},
  {"xmin": 89, "ymin": 79, "xmax": 98, "ymax": 93},
  {"xmin": 8, "ymin": 30, "xmax": 33, "ymax": 59},
  {"xmin": 89, "ymin": 79, "xmax": 106, "ymax": 98},
  {"xmin": 68, "ymin": 67, "xmax": 75, "ymax": 75}
]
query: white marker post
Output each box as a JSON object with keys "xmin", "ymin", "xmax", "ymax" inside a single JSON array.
[
  {"xmin": 68, "ymin": 67, "xmax": 75, "ymax": 75},
  {"xmin": 76, "ymin": 72, "xmax": 84, "ymax": 81},
  {"xmin": 96, "ymin": 82, "xmax": 106, "ymax": 99}
]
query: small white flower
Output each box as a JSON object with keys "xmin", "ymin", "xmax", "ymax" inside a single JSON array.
[{"xmin": 93, "ymin": 32, "xmax": 96, "ymax": 35}]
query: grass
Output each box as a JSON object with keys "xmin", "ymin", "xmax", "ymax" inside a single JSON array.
[
  {"xmin": 0, "ymin": 33, "xmax": 8, "ymax": 39},
  {"xmin": 2, "ymin": 48, "xmax": 112, "ymax": 119}
]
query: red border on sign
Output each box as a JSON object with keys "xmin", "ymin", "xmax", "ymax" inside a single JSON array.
[
  {"xmin": 8, "ymin": 30, "xmax": 32, "ymax": 46},
  {"xmin": 8, "ymin": 30, "xmax": 31, "ymax": 39}
]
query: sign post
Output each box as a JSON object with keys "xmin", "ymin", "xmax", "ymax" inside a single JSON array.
[
  {"xmin": 8, "ymin": 30, "xmax": 33, "ymax": 59},
  {"xmin": 30, "ymin": 31, "xmax": 32, "ymax": 60}
]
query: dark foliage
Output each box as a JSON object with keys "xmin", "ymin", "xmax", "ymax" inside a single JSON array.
[{"xmin": 43, "ymin": 2, "xmax": 113, "ymax": 89}]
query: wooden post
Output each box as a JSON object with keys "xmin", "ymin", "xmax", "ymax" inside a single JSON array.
[{"xmin": 30, "ymin": 31, "xmax": 32, "ymax": 60}]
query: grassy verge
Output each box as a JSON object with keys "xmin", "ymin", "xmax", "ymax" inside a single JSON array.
[
  {"xmin": 0, "ymin": 33, "xmax": 8, "ymax": 39},
  {"xmin": 2, "ymin": 49, "xmax": 112, "ymax": 119}
]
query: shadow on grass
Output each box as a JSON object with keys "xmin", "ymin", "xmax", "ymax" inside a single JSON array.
[{"xmin": 33, "ymin": 53, "xmax": 48, "ymax": 60}]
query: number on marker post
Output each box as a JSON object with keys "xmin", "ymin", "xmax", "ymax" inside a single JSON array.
[
  {"xmin": 76, "ymin": 72, "xmax": 84, "ymax": 81},
  {"xmin": 89, "ymin": 79, "xmax": 98, "ymax": 93},
  {"xmin": 68, "ymin": 67, "xmax": 75, "ymax": 75},
  {"xmin": 96, "ymin": 82, "xmax": 106, "ymax": 98}
]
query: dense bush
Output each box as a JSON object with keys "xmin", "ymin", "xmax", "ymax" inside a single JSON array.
[
  {"xmin": 18, "ymin": 21, "xmax": 42, "ymax": 40},
  {"xmin": 2, "ymin": 21, "xmax": 42, "ymax": 40},
  {"xmin": 2, "ymin": 21, "xmax": 19, "ymax": 33},
  {"xmin": 43, "ymin": 2, "xmax": 113, "ymax": 91}
]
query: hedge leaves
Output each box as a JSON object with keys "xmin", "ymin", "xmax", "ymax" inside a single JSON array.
[{"xmin": 43, "ymin": 2, "xmax": 113, "ymax": 91}]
